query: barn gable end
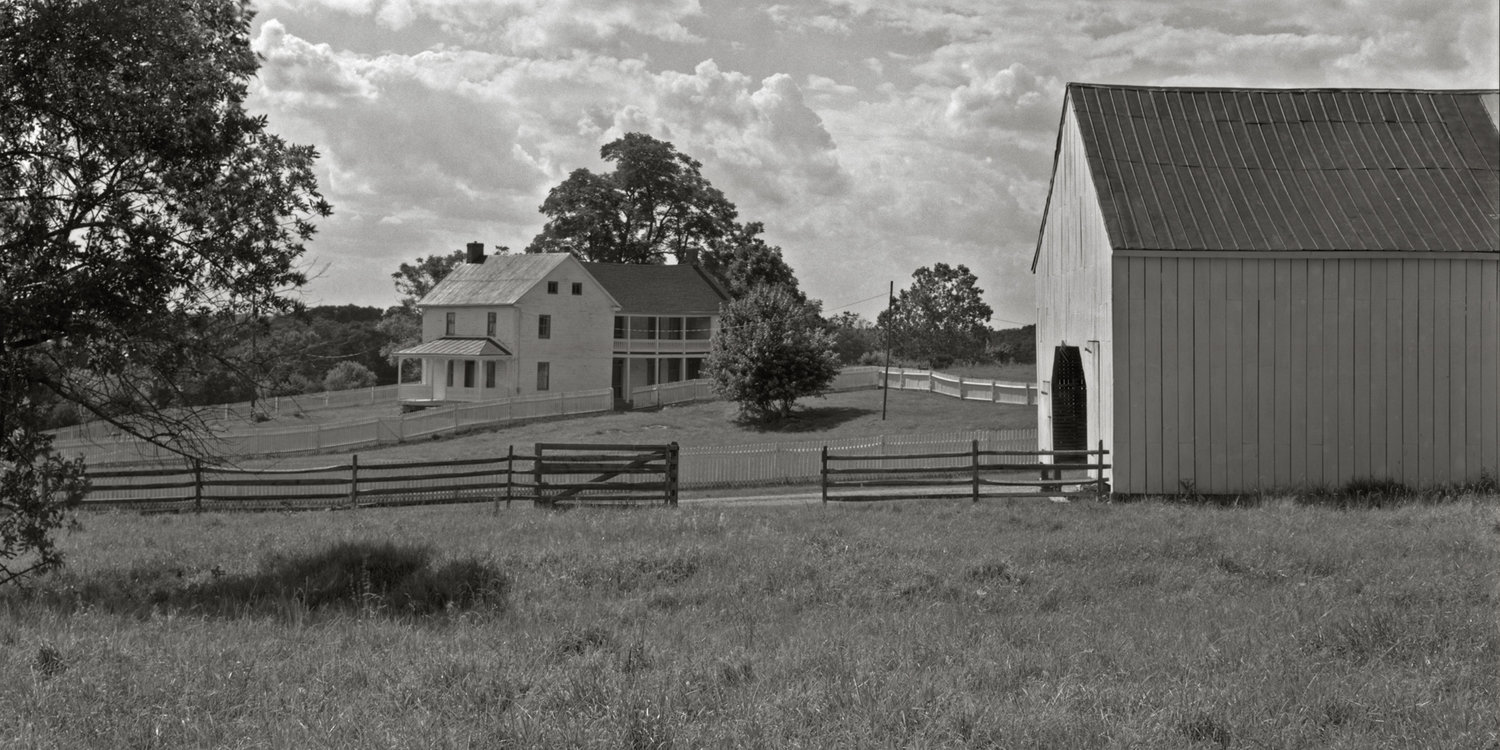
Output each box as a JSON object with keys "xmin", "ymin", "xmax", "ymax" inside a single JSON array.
[{"xmin": 1034, "ymin": 84, "xmax": 1500, "ymax": 495}]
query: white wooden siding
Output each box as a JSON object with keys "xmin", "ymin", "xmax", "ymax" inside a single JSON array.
[
  {"xmin": 1034, "ymin": 102, "xmax": 1115, "ymax": 475},
  {"xmin": 1111, "ymin": 256, "xmax": 1500, "ymax": 494}
]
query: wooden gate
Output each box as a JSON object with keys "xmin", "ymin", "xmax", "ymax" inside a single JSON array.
[{"xmin": 532, "ymin": 443, "xmax": 679, "ymax": 508}]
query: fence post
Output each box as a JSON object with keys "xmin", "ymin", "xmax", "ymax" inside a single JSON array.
[
  {"xmin": 820, "ymin": 446, "xmax": 828, "ymax": 504},
  {"xmin": 349, "ymin": 454, "xmax": 359, "ymax": 509},
  {"xmin": 192, "ymin": 458, "xmax": 203, "ymax": 513},
  {"xmin": 533, "ymin": 444, "xmax": 544, "ymax": 507},
  {"xmin": 667, "ymin": 442, "xmax": 680, "ymax": 507},
  {"xmin": 1096, "ymin": 439, "xmax": 1105, "ymax": 495},
  {"xmin": 971, "ymin": 439, "xmax": 980, "ymax": 502},
  {"xmin": 504, "ymin": 445, "xmax": 514, "ymax": 510}
]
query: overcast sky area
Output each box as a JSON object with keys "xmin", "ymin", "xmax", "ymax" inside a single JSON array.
[{"xmin": 247, "ymin": 0, "xmax": 1499, "ymax": 327}]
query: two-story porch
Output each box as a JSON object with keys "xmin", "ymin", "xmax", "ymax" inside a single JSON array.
[
  {"xmin": 394, "ymin": 337, "xmax": 513, "ymax": 406},
  {"xmin": 609, "ymin": 314, "xmax": 715, "ymax": 404}
]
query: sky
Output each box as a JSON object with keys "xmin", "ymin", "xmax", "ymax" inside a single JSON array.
[{"xmin": 246, "ymin": 0, "xmax": 1499, "ymax": 327}]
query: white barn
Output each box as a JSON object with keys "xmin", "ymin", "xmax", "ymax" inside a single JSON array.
[{"xmin": 1032, "ymin": 84, "xmax": 1500, "ymax": 494}]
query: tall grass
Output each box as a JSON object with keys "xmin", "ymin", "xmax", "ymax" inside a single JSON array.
[{"xmin": 2, "ymin": 496, "xmax": 1495, "ymax": 748}]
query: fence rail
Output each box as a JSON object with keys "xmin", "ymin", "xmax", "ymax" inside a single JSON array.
[
  {"xmin": 77, "ymin": 430, "xmax": 1049, "ymax": 510},
  {"xmin": 821, "ymin": 440, "xmax": 1109, "ymax": 502},
  {"xmin": 879, "ymin": 368, "xmax": 1036, "ymax": 405},
  {"xmin": 82, "ymin": 442, "xmax": 684, "ymax": 512}
]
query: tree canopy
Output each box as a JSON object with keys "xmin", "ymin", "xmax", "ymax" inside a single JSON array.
[
  {"xmin": 699, "ymin": 221, "xmax": 803, "ymax": 301},
  {"xmin": 878, "ymin": 264, "xmax": 994, "ymax": 369},
  {"xmin": 527, "ymin": 134, "xmax": 804, "ymax": 299},
  {"xmin": 706, "ymin": 285, "xmax": 838, "ymax": 422},
  {"xmin": 527, "ymin": 133, "xmax": 737, "ymax": 264},
  {"xmin": 377, "ymin": 247, "xmax": 478, "ymax": 378},
  {"xmin": 1, "ymin": 0, "xmax": 330, "ymax": 582}
]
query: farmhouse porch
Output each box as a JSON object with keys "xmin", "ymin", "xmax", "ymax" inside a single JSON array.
[{"xmin": 395, "ymin": 336, "xmax": 512, "ymax": 405}]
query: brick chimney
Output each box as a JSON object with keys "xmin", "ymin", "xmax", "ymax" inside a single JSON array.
[{"xmin": 465, "ymin": 241, "xmax": 485, "ymax": 264}]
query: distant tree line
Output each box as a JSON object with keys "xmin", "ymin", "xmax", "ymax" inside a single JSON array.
[{"xmin": 40, "ymin": 306, "xmax": 397, "ymax": 429}]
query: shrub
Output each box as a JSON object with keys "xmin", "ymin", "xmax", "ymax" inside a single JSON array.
[
  {"xmin": 322, "ymin": 361, "xmax": 378, "ymax": 392},
  {"xmin": 706, "ymin": 285, "xmax": 838, "ymax": 422}
]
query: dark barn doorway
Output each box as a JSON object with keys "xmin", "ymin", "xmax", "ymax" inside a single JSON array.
[{"xmin": 1051, "ymin": 345, "xmax": 1087, "ymax": 466}]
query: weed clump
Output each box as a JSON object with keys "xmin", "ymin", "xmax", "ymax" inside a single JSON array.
[
  {"xmin": 250, "ymin": 541, "xmax": 510, "ymax": 615},
  {"xmin": 27, "ymin": 540, "xmax": 509, "ymax": 619}
]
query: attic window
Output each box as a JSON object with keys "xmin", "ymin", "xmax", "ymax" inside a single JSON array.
[
  {"xmin": 547, "ymin": 281, "xmax": 558, "ymax": 294},
  {"xmin": 571, "ymin": 282, "xmax": 582, "ymax": 295}
]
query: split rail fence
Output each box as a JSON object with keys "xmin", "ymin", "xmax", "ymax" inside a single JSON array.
[
  {"xmin": 82, "ymin": 442, "xmax": 682, "ymax": 513},
  {"xmin": 78, "ymin": 431, "xmax": 1052, "ymax": 511},
  {"xmin": 821, "ymin": 440, "xmax": 1109, "ymax": 502}
]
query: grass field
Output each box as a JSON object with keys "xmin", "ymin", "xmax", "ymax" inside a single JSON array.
[
  {"xmin": 3, "ymin": 496, "xmax": 1494, "ymax": 748},
  {"xmin": 248, "ymin": 386, "xmax": 1038, "ymax": 467}
]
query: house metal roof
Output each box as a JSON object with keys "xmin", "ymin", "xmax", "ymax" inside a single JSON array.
[
  {"xmin": 394, "ymin": 337, "xmax": 512, "ymax": 357},
  {"xmin": 418, "ymin": 253, "xmax": 574, "ymax": 307},
  {"xmin": 581, "ymin": 262, "xmax": 729, "ymax": 315},
  {"xmin": 1055, "ymin": 84, "xmax": 1500, "ymax": 254}
]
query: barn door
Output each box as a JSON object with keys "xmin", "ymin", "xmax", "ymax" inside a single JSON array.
[{"xmin": 1051, "ymin": 345, "xmax": 1087, "ymax": 465}]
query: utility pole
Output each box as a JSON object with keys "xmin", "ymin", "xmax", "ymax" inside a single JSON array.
[{"xmin": 881, "ymin": 280, "xmax": 893, "ymax": 420}]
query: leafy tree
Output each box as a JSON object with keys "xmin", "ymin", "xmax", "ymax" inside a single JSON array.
[
  {"xmin": 322, "ymin": 361, "xmax": 378, "ymax": 392},
  {"xmin": 377, "ymin": 248, "xmax": 474, "ymax": 379},
  {"xmin": 701, "ymin": 221, "xmax": 803, "ymax": 301},
  {"xmin": 706, "ymin": 285, "xmax": 838, "ymax": 422},
  {"xmin": 1, "ymin": 0, "xmax": 330, "ymax": 583},
  {"xmin": 391, "ymin": 249, "xmax": 469, "ymax": 302},
  {"xmin": 824, "ymin": 311, "xmax": 881, "ymax": 365},
  {"xmin": 878, "ymin": 264, "xmax": 994, "ymax": 369},
  {"xmin": 987, "ymin": 324, "xmax": 1036, "ymax": 364},
  {"xmin": 527, "ymin": 133, "xmax": 737, "ymax": 264}
]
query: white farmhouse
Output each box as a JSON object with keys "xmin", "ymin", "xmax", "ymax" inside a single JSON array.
[{"xmin": 396, "ymin": 244, "xmax": 728, "ymax": 408}]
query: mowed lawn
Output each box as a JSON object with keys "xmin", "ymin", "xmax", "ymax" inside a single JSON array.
[
  {"xmin": 3, "ymin": 497, "xmax": 1495, "ymax": 748},
  {"xmin": 249, "ymin": 386, "xmax": 1037, "ymax": 467}
]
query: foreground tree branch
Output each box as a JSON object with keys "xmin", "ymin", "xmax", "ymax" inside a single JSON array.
[{"xmin": 1, "ymin": 0, "xmax": 332, "ymax": 583}]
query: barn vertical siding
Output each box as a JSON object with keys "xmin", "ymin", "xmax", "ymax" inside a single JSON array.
[
  {"xmin": 1035, "ymin": 102, "xmax": 1116, "ymax": 480},
  {"xmin": 1113, "ymin": 255, "xmax": 1500, "ymax": 494}
]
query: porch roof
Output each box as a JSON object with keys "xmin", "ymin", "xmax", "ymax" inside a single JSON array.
[{"xmin": 394, "ymin": 337, "xmax": 512, "ymax": 357}]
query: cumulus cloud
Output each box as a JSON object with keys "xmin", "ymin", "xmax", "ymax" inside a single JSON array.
[
  {"xmin": 246, "ymin": 0, "xmax": 1497, "ymax": 324},
  {"xmin": 261, "ymin": 0, "xmax": 704, "ymax": 49}
]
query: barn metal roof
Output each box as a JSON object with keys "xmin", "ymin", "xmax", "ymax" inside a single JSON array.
[
  {"xmin": 1058, "ymin": 84, "xmax": 1500, "ymax": 253},
  {"xmin": 394, "ymin": 337, "xmax": 512, "ymax": 357},
  {"xmin": 581, "ymin": 262, "xmax": 729, "ymax": 315},
  {"xmin": 417, "ymin": 253, "xmax": 574, "ymax": 307}
]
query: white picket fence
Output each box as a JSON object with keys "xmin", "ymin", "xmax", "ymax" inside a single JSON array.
[
  {"xmin": 629, "ymin": 366, "xmax": 888, "ymax": 409},
  {"xmin": 51, "ymin": 389, "xmax": 614, "ymax": 465},
  {"xmin": 47, "ymin": 385, "xmax": 401, "ymax": 443},
  {"xmin": 881, "ymin": 368, "xmax": 1036, "ymax": 405}
]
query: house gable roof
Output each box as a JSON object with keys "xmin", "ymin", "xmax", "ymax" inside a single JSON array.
[
  {"xmin": 581, "ymin": 262, "xmax": 729, "ymax": 316},
  {"xmin": 1039, "ymin": 84, "xmax": 1499, "ymax": 259},
  {"xmin": 418, "ymin": 253, "xmax": 581, "ymax": 307}
]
